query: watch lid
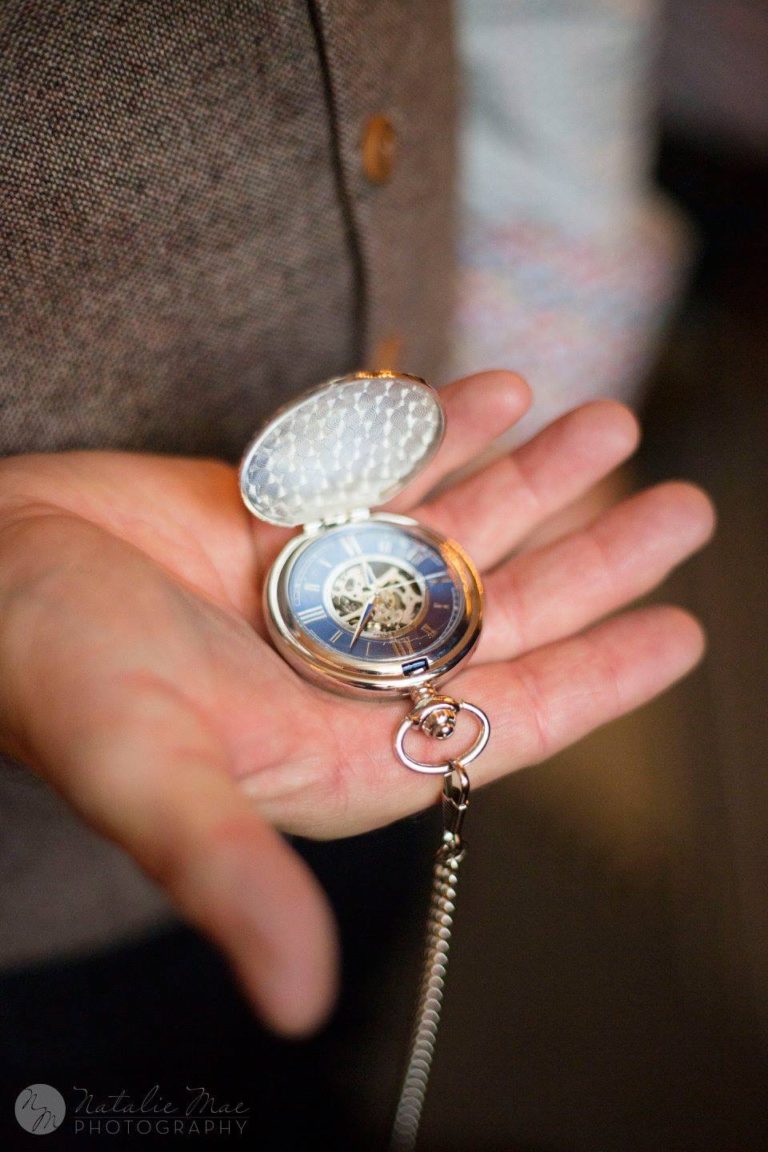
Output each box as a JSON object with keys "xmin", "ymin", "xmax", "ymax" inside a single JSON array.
[{"xmin": 239, "ymin": 372, "xmax": 445, "ymax": 527}]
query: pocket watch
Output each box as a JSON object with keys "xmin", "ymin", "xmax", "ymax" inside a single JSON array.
[
  {"xmin": 239, "ymin": 371, "xmax": 491, "ymax": 1150},
  {"xmin": 238, "ymin": 371, "xmax": 488, "ymax": 721}
]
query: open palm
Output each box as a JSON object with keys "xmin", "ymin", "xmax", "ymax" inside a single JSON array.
[{"xmin": 0, "ymin": 371, "xmax": 714, "ymax": 1034}]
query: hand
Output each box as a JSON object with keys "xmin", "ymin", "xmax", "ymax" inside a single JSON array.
[{"xmin": 0, "ymin": 371, "xmax": 714, "ymax": 1036}]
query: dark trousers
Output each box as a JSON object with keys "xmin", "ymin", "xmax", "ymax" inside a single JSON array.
[{"xmin": 0, "ymin": 818, "xmax": 434, "ymax": 1151}]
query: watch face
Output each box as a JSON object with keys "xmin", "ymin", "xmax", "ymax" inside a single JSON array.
[{"xmin": 266, "ymin": 515, "xmax": 482, "ymax": 696}]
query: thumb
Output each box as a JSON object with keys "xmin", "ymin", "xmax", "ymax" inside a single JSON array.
[{"xmin": 35, "ymin": 701, "xmax": 339, "ymax": 1038}]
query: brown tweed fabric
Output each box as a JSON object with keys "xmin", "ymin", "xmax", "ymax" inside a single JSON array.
[
  {"xmin": 0, "ymin": 0, "xmax": 457, "ymax": 963},
  {"xmin": 0, "ymin": 0, "xmax": 456, "ymax": 460},
  {"xmin": 314, "ymin": 0, "xmax": 458, "ymax": 378}
]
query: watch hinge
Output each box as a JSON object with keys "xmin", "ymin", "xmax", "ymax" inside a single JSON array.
[{"xmin": 303, "ymin": 507, "xmax": 371, "ymax": 534}]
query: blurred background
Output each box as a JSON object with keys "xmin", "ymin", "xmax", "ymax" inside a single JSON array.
[
  {"xmin": 355, "ymin": 3, "xmax": 768, "ymax": 1148},
  {"xmin": 377, "ymin": 4, "xmax": 768, "ymax": 1147}
]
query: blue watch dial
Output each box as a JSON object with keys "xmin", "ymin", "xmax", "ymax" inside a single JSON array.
[{"xmin": 285, "ymin": 521, "xmax": 464, "ymax": 666}]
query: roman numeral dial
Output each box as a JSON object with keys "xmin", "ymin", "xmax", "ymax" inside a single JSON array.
[{"xmin": 283, "ymin": 520, "xmax": 466, "ymax": 669}]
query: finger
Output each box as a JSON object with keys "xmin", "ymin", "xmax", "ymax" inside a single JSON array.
[
  {"xmin": 478, "ymin": 481, "xmax": 716, "ymax": 662},
  {"xmin": 416, "ymin": 400, "xmax": 640, "ymax": 570},
  {"xmin": 33, "ymin": 690, "xmax": 338, "ymax": 1038},
  {"xmin": 457, "ymin": 603, "xmax": 706, "ymax": 787},
  {"xmin": 387, "ymin": 370, "xmax": 531, "ymax": 511},
  {"xmin": 323, "ymin": 603, "xmax": 706, "ymax": 831}
]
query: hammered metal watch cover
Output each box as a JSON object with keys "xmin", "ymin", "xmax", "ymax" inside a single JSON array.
[{"xmin": 239, "ymin": 371, "xmax": 444, "ymax": 527}]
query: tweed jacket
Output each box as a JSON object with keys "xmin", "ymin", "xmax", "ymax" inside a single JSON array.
[{"xmin": 0, "ymin": 0, "xmax": 457, "ymax": 965}]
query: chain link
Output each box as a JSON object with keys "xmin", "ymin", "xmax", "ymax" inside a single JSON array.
[
  {"xmin": 389, "ymin": 689, "xmax": 488, "ymax": 1151},
  {"xmin": 388, "ymin": 766, "xmax": 470, "ymax": 1152}
]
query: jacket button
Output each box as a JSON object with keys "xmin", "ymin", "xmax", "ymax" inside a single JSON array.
[
  {"xmin": 362, "ymin": 115, "xmax": 396, "ymax": 184},
  {"xmin": 372, "ymin": 333, "xmax": 403, "ymax": 370}
]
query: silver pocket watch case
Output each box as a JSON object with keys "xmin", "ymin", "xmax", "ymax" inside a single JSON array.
[{"xmin": 239, "ymin": 372, "xmax": 483, "ymax": 698}]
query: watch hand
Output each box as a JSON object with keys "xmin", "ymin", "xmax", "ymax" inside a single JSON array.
[{"xmin": 350, "ymin": 598, "xmax": 375, "ymax": 648}]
